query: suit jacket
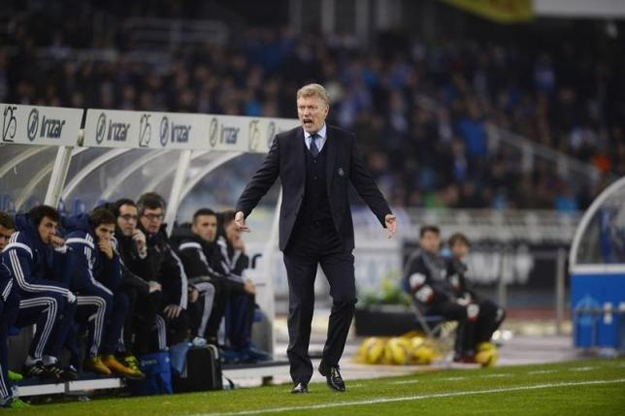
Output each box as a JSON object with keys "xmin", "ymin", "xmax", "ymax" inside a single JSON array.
[{"xmin": 236, "ymin": 125, "xmax": 392, "ymax": 251}]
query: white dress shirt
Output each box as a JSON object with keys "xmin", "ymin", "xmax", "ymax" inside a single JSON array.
[{"xmin": 304, "ymin": 124, "xmax": 327, "ymax": 152}]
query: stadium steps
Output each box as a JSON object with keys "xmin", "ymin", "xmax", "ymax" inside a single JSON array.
[
  {"xmin": 15, "ymin": 362, "xmax": 293, "ymax": 396},
  {"xmin": 222, "ymin": 360, "xmax": 290, "ymax": 381},
  {"xmin": 16, "ymin": 373, "xmax": 123, "ymax": 397}
]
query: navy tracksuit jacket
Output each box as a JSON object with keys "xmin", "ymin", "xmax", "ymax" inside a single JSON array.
[
  {"xmin": 1, "ymin": 214, "xmax": 71, "ymax": 363},
  {"xmin": 63, "ymin": 214, "xmax": 126, "ymax": 359}
]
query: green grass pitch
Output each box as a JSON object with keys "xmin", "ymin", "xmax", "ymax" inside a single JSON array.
[{"xmin": 10, "ymin": 358, "xmax": 625, "ymax": 415}]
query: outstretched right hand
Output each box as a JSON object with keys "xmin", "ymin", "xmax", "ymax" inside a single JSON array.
[{"xmin": 234, "ymin": 211, "xmax": 250, "ymax": 233}]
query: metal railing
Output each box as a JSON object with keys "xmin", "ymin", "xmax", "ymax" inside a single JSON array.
[
  {"xmin": 3, "ymin": 15, "xmax": 229, "ymax": 63},
  {"xmin": 123, "ymin": 17, "xmax": 229, "ymax": 51},
  {"xmin": 401, "ymin": 208, "xmax": 581, "ymax": 244},
  {"xmin": 415, "ymin": 94, "xmax": 610, "ymax": 189}
]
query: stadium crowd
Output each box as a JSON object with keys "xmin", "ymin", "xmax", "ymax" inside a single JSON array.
[
  {"xmin": 0, "ymin": 196, "xmax": 270, "ymax": 407},
  {"xmin": 3, "ymin": 2, "xmax": 624, "ymax": 212}
]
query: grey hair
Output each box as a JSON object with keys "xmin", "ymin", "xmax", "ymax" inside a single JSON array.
[
  {"xmin": 137, "ymin": 192, "xmax": 166, "ymax": 215},
  {"xmin": 296, "ymin": 83, "xmax": 330, "ymax": 107}
]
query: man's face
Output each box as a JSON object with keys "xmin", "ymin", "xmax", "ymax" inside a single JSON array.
[
  {"xmin": 451, "ymin": 241, "xmax": 469, "ymax": 260},
  {"xmin": 419, "ymin": 231, "xmax": 440, "ymax": 254},
  {"xmin": 140, "ymin": 207, "xmax": 164, "ymax": 234},
  {"xmin": 95, "ymin": 223, "xmax": 116, "ymax": 242},
  {"xmin": 297, "ymin": 95, "xmax": 329, "ymax": 134},
  {"xmin": 117, "ymin": 204, "xmax": 138, "ymax": 237},
  {"xmin": 37, "ymin": 217, "xmax": 58, "ymax": 245},
  {"xmin": 192, "ymin": 215, "xmax": 217, "ymax": 243},
  {"xmin": 224, "ymin": 220, "xmax": 239, "ymax": 244},
  {"xmin": 0, "ymin": 225, "xmax": 14, "ymax": 251}
]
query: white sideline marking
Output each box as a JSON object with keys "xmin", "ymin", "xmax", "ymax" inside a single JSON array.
[
  {"xmin": 441, "ymin": 377, "xmax": 467, "ymax": 381},
  {"xmin": 528, "ymin": 370, "xmax": 557, "ymax": 375},
  {"xmin": 570, "ymin": 367, "xmax": 596, "ymax": 372},
  {"xmin": 193, "ymin": 379, "xmax": 625, "ymax": 416},
  {"xmin": 389, "ymin": 380, "xmax": 421, "ymax": 385},
  {"xmin": 480, "ymin": 374, "xmax": 510, "ymax": 378},
  {"xmin": 350, "ymin": 384, "xmax": 364, "ymax": 389}
]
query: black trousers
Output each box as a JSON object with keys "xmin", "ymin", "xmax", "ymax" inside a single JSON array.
[
  {"xmin": 158, "ymin": 291, "xmax": 190, "ymax": 347},
  {"xmin": 474, "ymin": 299, "xmax": 506, "ymax": 345},
  {"xmin": 283, "ymin": 220, "xmax": 357, "ymax": 385},
  {"xmin": 430, "ymin": 298, "xmax": 505, "ymax": 355},
  {"xmin": 122, "ymin": 287, "xmax": 161, "ymax": 355},
  {"xmin": 0, "ymin": 290, "xmax": 18, "ymax": 402},
  {"xmin": 428, "ymin": 301, "xmax": 477, "ymax": 355},
  {"xmin": 187, "ymin": 278, "xmax": 228, "ymax": 343},
  {"xmin": 204, "ymin": 279, "xmax": 228, "ymax": 342}
]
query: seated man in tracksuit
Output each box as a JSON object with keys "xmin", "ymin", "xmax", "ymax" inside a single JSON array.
[
  {"xmin": 2, "ymin": 205, "xmax": 75, "ymax": 379},
  {"xmin": 113, "ymin": 198, "xmax": 161, "ymax": 363},
  {"xmin": 63, "ymin": 207, "xmax": 141, "ymax": 378},
  {"xmin": 219, "ymin": 211, "xmax": 269, "ymax": 362},
  {"xmin": 137, "ymin": 192, "xmax": 189, "ymax": 351},
  {"xmin": 403, "ymin": 225, "xmax": 478, "ymax": 357},
  {"xmin": 175, "ymin": 208, "xmax": 228, "ymax": 346},
  {"xmin": 447, "ymin": 233, "xmax": 506, "ymax": 362},
  {"xmin": 0, "ymin": 212, "xmax": 28, "ymax": 408}
]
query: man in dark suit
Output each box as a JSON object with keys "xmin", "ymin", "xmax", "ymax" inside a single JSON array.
[{"xmin": 235, "ymin": 83, "xmax": 397, "ymax": 393}]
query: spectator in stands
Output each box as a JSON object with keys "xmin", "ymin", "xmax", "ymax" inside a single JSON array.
[
  {"xmin": 137, "ymin": 193, "xmax": 189, "ymax": 351},
  {"xmin": 447, "ymin": 233, "xmax": 506, "ymax": 363},
  {"xmin": 2, "ymin": 205, "xmax": 75, "ymax": 379},
  {"xmin": 0, "ymin": 212, "xmax": 29, "ymax": 408},
  {"xmin": 174, "ymin": 208, "xmax": 227, "ymax": 347},
  {"xmin": 63, "ymin": 207, "xmax": 142, "ymax": 378},
  {"xmin": 403, "ymin": 225, "xmax": 478, "ymax": 359},
  {"xmin": 0, "ymin": 212, "xmax": 14, "ymax": 251},
  {"xmin": 113, "ymin": 198, "xmax": 161, "ymax": 364}
]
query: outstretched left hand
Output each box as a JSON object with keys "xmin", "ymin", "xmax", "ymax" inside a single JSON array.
[{"xmin": 385, "ymin": 214, "xmax": 397, "ymax": 239}]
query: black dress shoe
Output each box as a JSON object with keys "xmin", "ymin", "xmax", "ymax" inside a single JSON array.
[
  {"xmin": 319, "ymin": 364, "xmax": 345, "ymax": 392},
  {"xmin": 291, "ymin": 382, "xmax": 309, "ymax": 394}
]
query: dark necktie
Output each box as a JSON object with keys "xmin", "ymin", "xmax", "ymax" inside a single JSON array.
[{"xmin": 310, "ymin": 133, "xmax": 320, "ymax": 157}]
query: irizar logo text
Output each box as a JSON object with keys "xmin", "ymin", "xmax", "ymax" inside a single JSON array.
[
  {"xmin": 159, "ymin": 116, "xmax": 191, "ymax": 147},
  {"xmin": 208, "ymin": 117, "xmax": 240, "ymax": 148},
  {"xmin": 220, "ymin": 125, "xmax": 240, "ymax": 145},
  {"xmin": 27, "ymin": 109, "xmax": 66, "ymax": 141},
  {"xmin": 95, "ymin": 112, "xmax": 130, "ymax": 144}
]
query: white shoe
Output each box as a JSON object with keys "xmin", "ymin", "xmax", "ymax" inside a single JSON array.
[{"xmin": 192, "ymin": 336, "xmax": 207, "ymax": 347}]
